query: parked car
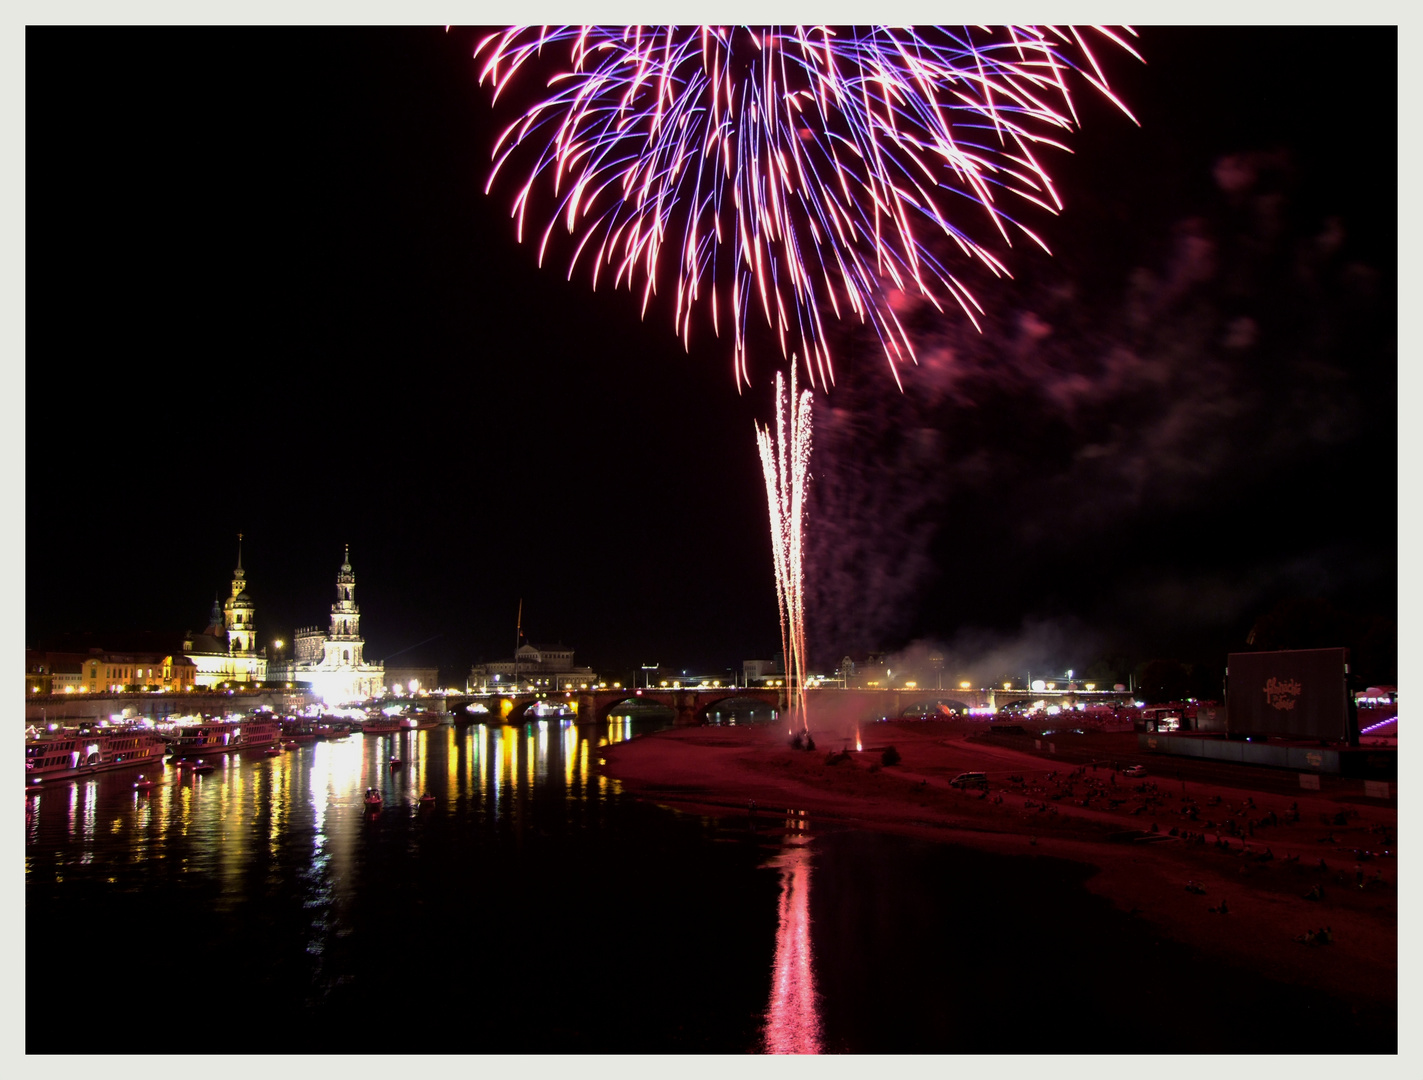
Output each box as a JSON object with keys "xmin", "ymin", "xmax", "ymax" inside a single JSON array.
[
  {"xmin": 949, "ymin": 771, "xmax": 989, "ymax": 789},
  {"xmin": 1123, "ymin": 765, "xmax": 1147, "ymax": 777}
]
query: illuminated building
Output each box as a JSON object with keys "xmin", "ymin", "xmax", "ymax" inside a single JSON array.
[
  {"xmin": 467, "ymin": 643, "xmax": 598, "ymax": 693},
  {"xmin": 266, "ymin": 545, "xmax": 384, "ymax": 703},
  {"xmin": 29, "ymin": 647, "xmax": 196, "ymax": 694},
  {"xmin": 183, "ymin": 536, "xmax": 268, "ymax": 687},
  {"xmin": 383, "ymin": 666, "xmax": 440, "ymax": 694}
]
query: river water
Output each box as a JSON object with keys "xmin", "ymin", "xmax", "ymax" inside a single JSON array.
[{"xmin": 26, "ymin": 717, "xmax": 1391, "ymax": 1053}]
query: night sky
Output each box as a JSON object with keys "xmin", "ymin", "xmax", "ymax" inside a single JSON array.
[{"xmin": 23, "ymin": 26, "xmax": 1398, "ymax": 688}]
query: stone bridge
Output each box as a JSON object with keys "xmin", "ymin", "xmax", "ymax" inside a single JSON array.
[
  {"xmin": 802, "ymin": 686, "xmax": 1136, "ymax": 720},
  {"xmin": 446, "ymin": 687, "xmax": 784, "ymax": 726}
]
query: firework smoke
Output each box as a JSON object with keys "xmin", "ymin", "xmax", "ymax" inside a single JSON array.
[{"xmin": 757, "ymin": 367, "xmax": 814, "ymax": 731}]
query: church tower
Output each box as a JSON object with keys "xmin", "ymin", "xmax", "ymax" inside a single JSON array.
[
  {"xmin": 223, "ymin": 533, "xmax": 256, "ymax": 654},
  {"xmin": 325, "ymin": 544, "xmax": 364, "ymax": 667}
]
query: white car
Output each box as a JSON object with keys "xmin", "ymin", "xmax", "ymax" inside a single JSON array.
[{"xmin": 1123, "ymin": 765, "xmax": 1146, "ymax": 778}]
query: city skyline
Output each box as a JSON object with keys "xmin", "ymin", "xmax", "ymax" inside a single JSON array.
[{"xmin": 23, "ymin": 26, "xmax": 1398, "ymax": 686}]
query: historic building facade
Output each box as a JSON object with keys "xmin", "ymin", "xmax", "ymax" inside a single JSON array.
[
  {"xmin": 268, "ymin": 545, "xmax": 384, "ymax": 703},
  {"xmin": 467, "ymin": 643, "xmax": 598, "ymax": 693},
  {"xmin": 183, "ymin": 536, "xmax": 268, "ymax": 687}
]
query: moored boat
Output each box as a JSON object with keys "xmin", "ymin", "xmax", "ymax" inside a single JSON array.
[
  {"xmin": 26, "ymin": 728, "xmax": 169, "ymax": 782},
  {"xmin": 362, "ymin": 718, "xmax": 404, "ymax": 735},
  {"xmin": 166, "ymin": 718, "xmax": 281, "ymax": 760},
  {"xmin": 363, "ymin": 787, "xmax": 382, "ymax": 808}
]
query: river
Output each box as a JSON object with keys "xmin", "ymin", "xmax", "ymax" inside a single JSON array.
[{"xmin": 25, "ymin": 717, "xmax": 1389, "ymax": 1053}]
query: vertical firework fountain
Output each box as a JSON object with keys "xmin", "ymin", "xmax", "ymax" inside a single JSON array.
[{"xmin": 756, "ymin": 368, "xmax": 813, "ymax": 735}]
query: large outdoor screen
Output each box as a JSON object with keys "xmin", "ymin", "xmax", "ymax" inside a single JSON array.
[{"xmin": 1227, "ymin": 648, "xmax": 1350, "ymax": 740}]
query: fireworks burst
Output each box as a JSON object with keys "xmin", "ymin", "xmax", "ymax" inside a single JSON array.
[
  {"xmin": 474, "ymin": 25, "xmax": 1140, "ymax": 390},
  {"xmin": 756, "ymin": 367, "xmax": 813, "ymax": 732}
]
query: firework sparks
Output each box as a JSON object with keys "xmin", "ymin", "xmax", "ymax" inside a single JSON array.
[
  {"xmin": 474, "ymin": 25, "xmax": 1140, "ymax": 390},
  {"xmin": 757, "ymin": 367, "xmax": 813, "ymax": 732}
]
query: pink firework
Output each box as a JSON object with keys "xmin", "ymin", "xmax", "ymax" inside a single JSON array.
[{"xmin": 474, "ymin": 25, "xmax": 1140, "ymax": 390}]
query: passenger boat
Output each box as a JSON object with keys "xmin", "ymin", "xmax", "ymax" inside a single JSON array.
[
  {"xmin": 26, "ymin": 728, "xmax": 169, "ymax": 782},
  {"xmin": 166, "ymin": 718, "xmax": 281, "ymax": 760},
  {"xmin": 362, "ymin": 718, "xmax": 404, "ymax": 735}
]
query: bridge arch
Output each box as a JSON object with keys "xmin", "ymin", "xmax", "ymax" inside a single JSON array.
[
  {"xmin": 595, "ymin": 696, "xmax": 678, "ymax": 724},
  {"xmin": 694, "ymin": 693, "xmax": 781, "ymax": 724}
]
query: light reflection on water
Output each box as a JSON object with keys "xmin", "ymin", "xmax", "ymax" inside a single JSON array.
[
  {"xmin": 764, "ymin": 812, "xmax": 823, "ymax": 1054},
  {"xmin": 26, "ymin": 718, "xmax": 629, "ymax": 874},
  {"xmin": 26, "ymin": 715, "xmax": 796, "ymax": 1052}
]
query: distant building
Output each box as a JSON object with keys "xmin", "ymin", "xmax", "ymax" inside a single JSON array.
[
  {"xmin": 79, "ymin": 650, "xmax": 196, "ymax": 693},
  {"xmin": 468, "ymin": 643, "xmax": 598, "ymax": 693},
  {"xmin": 384, "ymin": 666, "xmax": 441, "ymax": 695},
  {"xmin": 742, "ymin": 659, "xmax": 783, "ymax": 686},
  {"xmin": 183, "ymin": 536, "xmax": 268, "ymax": 687},
  {"xmin": 267, "ymin": 545, "xmax": 384, "ymax": 703}
]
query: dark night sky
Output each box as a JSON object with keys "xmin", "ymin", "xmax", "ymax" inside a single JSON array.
[{"xmin": 23, "ymin": 26, "xmax": 1398, "ymax": 687}]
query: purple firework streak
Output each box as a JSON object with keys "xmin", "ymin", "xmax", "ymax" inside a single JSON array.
[{"xmin": 474, "ymin": 25, "xmax": 1140, "ymax": 390}]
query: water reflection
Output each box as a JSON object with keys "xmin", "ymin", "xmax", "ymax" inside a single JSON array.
[{"xmin": 764, "ymin": 815, "xmax": 823, "ymax": 1054}]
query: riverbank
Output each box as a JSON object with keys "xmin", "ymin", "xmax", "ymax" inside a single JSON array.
[{"xmin": 600, "ymin": 720, "xmax": 1398, "ymax": 1024}]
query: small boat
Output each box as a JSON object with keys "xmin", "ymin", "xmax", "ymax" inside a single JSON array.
[
  {"xmin": 389, "ymin": 756, "xmax": 404, "ymax": 769},
  {"xmin": 418, "ymin": 792, "xmax": 435, "ymax": 805},
  {"xmin": 263, "ymin": 746, "xmax": 282, "ymax": 757},
  {"xmin": 133, "ymin": 775, "xmax": 158, "ymax": 792},
  {"xmin": 363, "ymin": 788, "xmax": 382, "ymax": 808},
  {"xmin": 191, "ymin": 761, "xmax": 215, "ymax": 775}
]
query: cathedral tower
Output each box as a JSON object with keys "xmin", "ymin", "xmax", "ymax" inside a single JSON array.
[
  {"xmin": 223, "ymin": 533, "xmax": 256, "ymax": 654},
  {"xmin": 325, "ymin": 544, "xmax": 364, "ymax": 666}
]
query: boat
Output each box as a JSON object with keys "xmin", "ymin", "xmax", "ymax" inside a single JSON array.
[
  {"xmin": 388, "ymin": 756, "xmax": 404, "ymax": 769},
  {"xmin": 133, "ymin": 775, "xmax": 159, "ymax": 792},
  {"xmin": 190, "ymin": 760, "xmax": 216, "ymax": 775},
  {"xmin": 166, "ymin": 718, "xmax": 281, "ymax": 760},
  {"xmin": 26, "ymin": 728, "xmax": 170, "ymax": 782},
  {"xmin": 363, "ymin": 787, "xmax": 382, "ymax": 808},
  {"xmin": 418, "ymin": 792, "xmax": 435, "ymax": 805},
  {"xmin": 362, "ymin": 718, "xmax": 404, "ymax": 735},
  {"xmin": 263, "ymin": 745, "xmax": 282, "ymax": 757}
]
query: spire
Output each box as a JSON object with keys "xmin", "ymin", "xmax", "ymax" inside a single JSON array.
[
  {"xmin": 341, "ymin": 542, "xmax": 351, "ymax": 571},
  {"xmin": 236, "ymin": 533, "xmax": 243, "ymax": 571}
]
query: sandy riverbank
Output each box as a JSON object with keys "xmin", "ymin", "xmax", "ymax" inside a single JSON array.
[{"xmin": 600, "ymin": 720, "xmax": 1397, "ymax": 1018}]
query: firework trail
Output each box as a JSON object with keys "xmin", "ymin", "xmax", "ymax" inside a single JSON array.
[
  {"xmin": 757, "ymin": 367, "xmax": 813, "ymax": 732},
  {"xmin": 474, "ymin": 25, "xmax": 1139, "ymax": 390}
]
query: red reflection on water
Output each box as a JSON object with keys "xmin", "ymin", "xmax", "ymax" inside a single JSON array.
[{"xmin": 764, "ymin": 838, "xmax": 821, "ymax": 1054}]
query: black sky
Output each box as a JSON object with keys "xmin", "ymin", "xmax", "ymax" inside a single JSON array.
[{"xmin": 25, "ymin": 26, "xmax": 1397, "ymax": 685}]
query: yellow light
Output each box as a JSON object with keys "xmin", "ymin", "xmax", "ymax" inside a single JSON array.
[
  {"xmin": 960, "ymin": 681, "xmax": 971, "ymax": 689},
  {"xmin": 905, "ymin": 681, "xmax": 917, "ymax": 688}
]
